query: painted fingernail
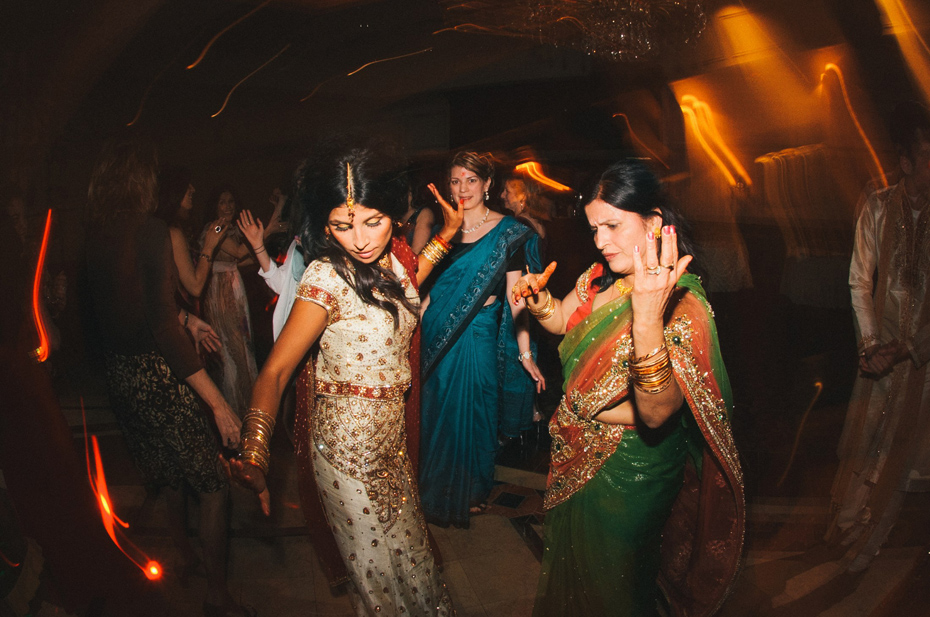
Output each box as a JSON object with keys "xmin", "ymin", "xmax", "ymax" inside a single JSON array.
[
  {"xmin": 663, "ymin": 226, "xmax": 671, "ymax": 235},
  {"xmin": 670, "ymin": 225, "xmax": 676, "ymax": 233},
  {"xmin": 635, "ymin": 245, "xmax": 640, "ymax": 253},
  {"xmin": 533, "ymin": 287, "xmax": 539, "ymax": 294},
  {"xmin": 647, "ymin": 231, "xmax": 655, "ymax": 241}
]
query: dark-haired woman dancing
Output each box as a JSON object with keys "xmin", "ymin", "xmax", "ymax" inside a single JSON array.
[{"xmin": 228, "ymin": 143, "xmax": 461, "ymax": 616}]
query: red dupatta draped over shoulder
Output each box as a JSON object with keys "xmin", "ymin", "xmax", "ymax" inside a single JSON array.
[
  {"xmin": 293, "ymin": 236, "xmax": 423, "ymax": 588},
  {"xmin": 547, "ymin": 263, "xmax": 745, "ymax": 617}
]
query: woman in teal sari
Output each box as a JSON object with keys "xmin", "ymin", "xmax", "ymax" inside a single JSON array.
[
  {"xmin": 514, "ymin": 160, "xmax": 744, "ymax": 616},
  {"xmin": 420, "ymin": 151, "xmax": 546, "ymax": 528}
]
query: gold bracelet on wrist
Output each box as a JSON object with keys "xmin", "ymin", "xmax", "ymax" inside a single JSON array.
[
  {"xmin": 420, "ymin": 237, "xmax": 450, "ymax": 266},
  {"xmin": 239, "ymin": 408, "xmax": 276, "ymax": 474},
  {"xmin": 528, "ymin": 290, "xmax": 556, "ymax": 321}
]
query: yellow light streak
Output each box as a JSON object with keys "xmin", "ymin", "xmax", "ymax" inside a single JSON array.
[
  {"xmin": 514, "ymin": 162, "xmax": 572, "ymax": 192},
  {"xmin": 187, "ymin": 0, "xmax": 272, "ymax": 70},
  {"xmin": 682, "ymin": 95, "xmax": 752, "ymax": 186},
  {"xmin": 821, "ymin": 63, "xmax": 887, "ymax": 187},
  {"xmin": 680, "ymin": 103, "xmax": 737, "ymax": 187},
  {"xmin": 211, "ymin": 44, "xmax": 290, "ymax": 118}
]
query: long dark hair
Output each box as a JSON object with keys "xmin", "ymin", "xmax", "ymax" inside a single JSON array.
[
  {"xmin": 154, "ymin": 165, "xmax": 192, "ymax": 228},
  {"xmin": 295, "ymin": 141, "xmax": 414, "ymax": 327},
  {"xmin": 87, "ymin": 139, "xmax": 159, "ymax": 223},
  {"xmin": 585, "ymin": 159, "xmax": 697, "ymax": 289}
]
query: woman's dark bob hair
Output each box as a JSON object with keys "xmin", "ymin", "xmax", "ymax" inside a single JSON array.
[
  {"xmin": 293, "ymin": 140, "xmax": 413, "ymax": 325},
  {"xmin": 584, "ymin": 159, "xmax": 697, "ymax": 289}
]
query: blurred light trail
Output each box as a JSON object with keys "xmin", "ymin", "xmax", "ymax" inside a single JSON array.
[
  {"xmin": 211, "ymin": 44, "xmax": 291, "ymax": 118},
  {"xmin": 682, "ymin": 95, "xmax": 752, "ymax": 186},
  {"xmin": 875, "ymin": 0, "xmax": 930, "ymax": 105},
  {"xmin": 30, "ymin": 210, "xmax": 52, "ymax": 363},
  {"xmin": 187, "ymin": 0, "xmax": 272, "ymax": 70},
  {"xmin": 346, "ymin": 48, "xmax": 432, "ymax": 76},
  {"xmin": 821, "ymin": 63, "xmax": 887, "ymax": 187},
  {"xmin": 0, "ymin": 549, "xmax": 20, "ymax": 569},
  {"xmin": 680, "ymin": 100, "xmax": 737, "ymax": 187},
  {"xmin": 433, "ymin": 23, "xmax": 496, "ymax": 35},
  {"xmin": 514, "ymin": 162, "xmax": 572, "ymax": 192},
  {"xmin": 612, "ymin": 113, "xmax": 669, "ymax": 169},
  {"xmin": 299, "ymin": 77, "xmax": 335, "ymax": 102},
  {"xmin": 82, "ymin": 401, "xmax": 163, "ymax": 581}
]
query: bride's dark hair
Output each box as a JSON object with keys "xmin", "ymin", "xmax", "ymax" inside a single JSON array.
[{"xmin": 294, "ymin": 140, "xmax": 415, "ymax": 327}]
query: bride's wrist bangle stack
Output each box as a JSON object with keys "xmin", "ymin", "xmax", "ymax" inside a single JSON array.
[
  {"xmin": 240, "ymin": 408, "xmax": 276, "ymax": 474},
  {"xmin": 630, "ymin": 345, "xmax": 673, "ymax": 394},
  {"xmin": 420, "ymin": 235, "xmax": 451, "ymax": 265},
  {"xmin": 528, "ymin": 289, "xmax": 556, "ymax": 321}
]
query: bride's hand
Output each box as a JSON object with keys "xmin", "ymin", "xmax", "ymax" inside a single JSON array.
[{"xmin": 219, "ymin": 454, "xmax": 271, "ymax": 516}]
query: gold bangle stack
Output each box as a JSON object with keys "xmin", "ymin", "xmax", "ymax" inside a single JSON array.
[
  {"xmin": 240, "ymin": 408, "xmax": 276, "ymax": 475},
  {"xmin": 528, "ymin": 290, "xmax": 556, "ymax": 321},
  {"xmin": 630, "ymin": 345, "xmax": 674, "ymax": 394},
  {"xmin": 420, "ymin": 235, "xmax": 451, "ymax": 266}
]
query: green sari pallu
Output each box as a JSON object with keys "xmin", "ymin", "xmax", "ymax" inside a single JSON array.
[{"xmin": 535, "ymin": 265, "xmax": 745, "ymax": 617}]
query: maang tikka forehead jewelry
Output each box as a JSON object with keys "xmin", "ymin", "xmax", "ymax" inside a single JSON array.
[{"xmin": 345, "ymin": 162, "xmax": 356, "ymax": 221}]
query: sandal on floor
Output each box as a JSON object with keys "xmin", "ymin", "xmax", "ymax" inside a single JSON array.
[
  {"xmin": 469, "ymin": 503, "xmax": 489, "ymax": 516},
  {"xmin": 203, "ymin": 601, "xmax": 257, "ymax": 617}
]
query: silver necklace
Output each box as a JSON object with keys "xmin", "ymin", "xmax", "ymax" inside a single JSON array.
[{"xmin": 462, "ymin": 207, "xmax": 490, "ymax": 234}]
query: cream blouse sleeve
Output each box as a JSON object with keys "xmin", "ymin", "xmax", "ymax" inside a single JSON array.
[{"xmin": 295, "ymin": 259, "xmax": 344, "ymax": 324}]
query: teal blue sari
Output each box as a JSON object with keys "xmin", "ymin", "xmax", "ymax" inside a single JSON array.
[{"xmin": 419, "ymin": 217, "xmax": 532, "ymax": 527}]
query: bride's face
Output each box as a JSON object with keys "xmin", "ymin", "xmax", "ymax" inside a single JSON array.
[{"xmin": 327, "ymin": 203, "xmax": 393, "ymax": 264}]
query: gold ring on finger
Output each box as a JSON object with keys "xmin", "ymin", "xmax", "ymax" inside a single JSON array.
[
  {"xmin": 645, "ymin": 266, "xmax": 662, "ymax": 275},
  {"xmin": 661, "ymin": 264, "xmax": 675, "ymax": 270}
]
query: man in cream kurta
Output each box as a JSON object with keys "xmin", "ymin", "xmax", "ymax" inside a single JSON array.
[{"xmin": 828, "ymin": 101, "xmax": 930, "ymax": 571}]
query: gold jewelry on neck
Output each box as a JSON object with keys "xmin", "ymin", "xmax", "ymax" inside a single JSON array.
[
  {"xmin": 614, "ymin": 278, "xmax": 633, "ymax": 295},
  {"xmin": 378, "ymin": 251, "xmax": 392, "ymax": 270},
  {"xmin": 462, "ymin": 207, "xmax": 490, "ymax": 234}
]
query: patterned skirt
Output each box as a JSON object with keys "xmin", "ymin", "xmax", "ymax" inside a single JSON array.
[{"xmin": 103, "ymin": 351, "xmax": 225, "ymax": 493}]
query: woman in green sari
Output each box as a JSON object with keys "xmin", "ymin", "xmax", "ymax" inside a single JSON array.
[{"xmin": 513, "ymin": 160, "xmax": 744, "ymax": 616}]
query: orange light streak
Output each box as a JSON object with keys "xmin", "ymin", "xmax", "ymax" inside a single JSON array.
[
  {"xmin": 30, "ymin": 210, "xmax": 52, "ymax": 363},
  {"xmin": 555, "ymin": 16, "xmax": 586, "ymax": 30},
  {"xmin": 299, "ymin": 77, "xmax": 335, "ymax": 102},
  {"xmin": 82, "ymin": 401, "xmax": 163, "ymax": 581},
  {"xmin": 680, "ymin": 104, "xmax": 737, "ymax": 187},
  {"xmin": 0, "ymin": 549, "xmax": 20, "ymax": 569},
  {"xmin": 514, "ymin": 162, "xmax": 572, "ymax": 192},
  {"xmin": 681, "ymin": 96, "xmax": 752, "ymax": 186},
  {"xmin": 187, "ymin": 0, "xmax": 272, "ymax": 70},
  {"xmin": 821, "ymin": 63, "xmax": 887, "ymax": 188},
  {"xmin": 346, "ymin": 48, "xmax": 432, "ymax": 77},
  {"xmin": 211, "ymin": 44, "xmax": 291, "ymax": 118},
  {"xmin": 612, "ymin": 113, "xmax": 669, "ymax": 169},
  {"xmin": 432, "ymin": 23, "xmax": 496, "ymax": 35}
]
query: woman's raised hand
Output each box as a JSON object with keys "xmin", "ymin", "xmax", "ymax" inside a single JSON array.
[
  {"xmin": 511, "ymin": 261, "xmax": 557, "ymax": 306},
  {"xmin": 202, "ymin": 219, "xmax": 228, "ymax": 251},
  {"xmin": 427, "ymin": 183, "xmax": 464, "ymax": 241},
  {"xmin": 631, "ymin": 225, "xmax": 692, "ymax": 324},
  {"xmin": 237, "ymin": 210, "xmax": 264, "ymax": 250}
]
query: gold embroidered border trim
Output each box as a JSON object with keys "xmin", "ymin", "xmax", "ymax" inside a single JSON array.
[
  {"xmin": 575, "ymin": 263, "xmax": 598, "ymax": 304},
  {"xmin": 296, "ymin": 283, "xmax": 341, "ymax": 324},
  {"xmin": 315, "ymin": 379, "xmax": 410, "ymax": 400}
]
